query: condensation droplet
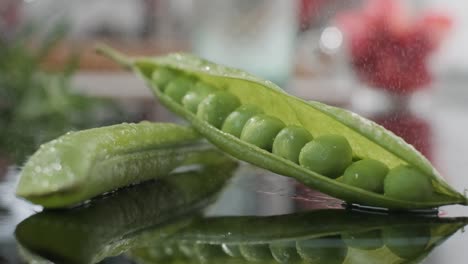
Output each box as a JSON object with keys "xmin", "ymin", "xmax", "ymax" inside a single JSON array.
[{"xmin": 53, "ymin": 163, "xmax": 62, "ymax": 171}]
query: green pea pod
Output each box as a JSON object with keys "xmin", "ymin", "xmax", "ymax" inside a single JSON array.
[
  {"xmin": 128, "ymin": 209, "xmax": 467, "ymax": 264},
  {"xmin": 15, "ymin": 158, "xmax": 237, "ymax": 264},
  {"xmin": 15, "ymin": 121, "xmax": 218, "ymax": 208},
  {"xmin": 97, "ymin": 45, "xmax": 467, "ymax": 209}
]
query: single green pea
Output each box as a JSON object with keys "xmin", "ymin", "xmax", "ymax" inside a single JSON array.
[
  {"xmin": 269, "ymin": 241, "xmax": 301, "ymax": 264},
  {"xmin": 221, "ymin": 105, "xmax": 263, "ymax": 138},
  {"xmin": 164, "ymin": 77, "xmax": 194, "ymax": 103},
  {"xmin": 298, "ymin": 135, "xmax": 353, "ymax": 178},
  {"xmin": 342, "ymin": 159, "xmax": 389, "ymax": 193},
  {"xmin": 152, "ymin": 68, "xmax": 176, "ymax": 90},
  {"xmin": 239, "ymin": 244, "xmax": 272, "ymax": 262},
  {"xmin": 296, "ymin": 236, "xmax": 348, "ymax": 264},
  {"xmin": 182, "ymin": 82, "xmax": 216, "ymax": 113},
  {"xmin": 197, "ymin": 91, "xmax": 241, "ymax": 128},
  {"xmin": 383, "ymin": 225, "xmax": 431, "ymax": 259},
  {"xmin": 341, "ymin": 229, "xmax": 384, "ymax": 250},
  {"xmin": 384, "ymin": 165, "xmax": 433, "ymax": 202},
  {"xmin": 240, "ymin": 115, "xmax": 286, "ymax": 151},
  {"xmin": 272, "ymin": 126, "xmax": 313, "ymax": 164}
]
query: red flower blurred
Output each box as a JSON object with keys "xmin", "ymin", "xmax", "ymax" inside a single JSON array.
[
  {"xmin": 336, "ymin": 0, "xmax": 451, "ymax": 94},
  {"xmin": 299, "ymin": 0, "xmax": 326, "ymax": 30},
  {"xmin": 0, "ymin": 0, "xmax": 21, "ymax": 33}
]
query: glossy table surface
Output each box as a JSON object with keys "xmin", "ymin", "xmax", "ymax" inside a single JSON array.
[
  {"xmin": 1, "ymin": 84, "xmax": 468, "ymax": 264},
  {"xmin": 1, "ymin": 164, "xmax": 468, "ymax": 263}
]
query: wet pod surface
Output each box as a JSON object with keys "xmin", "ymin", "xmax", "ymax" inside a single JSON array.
[{"xmin": 97, "ymin": 46, "xmax": 467, "ymax": 210}]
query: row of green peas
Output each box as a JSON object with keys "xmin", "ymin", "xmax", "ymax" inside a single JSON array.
[{"xmin": 153, "ymin": 69, "xmax": 434, "ymax": 202}]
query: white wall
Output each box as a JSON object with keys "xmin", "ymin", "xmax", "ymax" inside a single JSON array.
[
  {"xmin": 22, "ymin": 0, "xmax": 143, "ymax": 38},
  {"xmin": 426, "ymin": 0, "xmax": 468, "ymax": 73}
]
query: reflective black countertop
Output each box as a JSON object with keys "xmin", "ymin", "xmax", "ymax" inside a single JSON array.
[
  {"xmin": 2, "ymin": 85, "xmax": 468, "ymax": 264},
  {"xmin": 1, "ymin": 160, "xmax": 468, "ymax": 264}
]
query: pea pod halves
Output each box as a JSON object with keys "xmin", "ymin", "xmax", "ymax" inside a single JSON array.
[
  {"xmin": 97, "ymin": 45, "xmax": 468, "ymax": 209},
  {"xmin": 15, "ymin": 122, "xmax": 218, "ymax": 208}
]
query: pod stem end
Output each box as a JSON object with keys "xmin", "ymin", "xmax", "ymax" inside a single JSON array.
[{"xmin": 95, "ymin": 44, "xmax": 133, "ymax": 70}]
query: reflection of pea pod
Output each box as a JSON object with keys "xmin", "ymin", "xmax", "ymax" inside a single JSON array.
[
  {"xmin": 129, "ymin": 209, "xmax": 467, "ymax": 264},
  {"xmin": 97, "ymin": 45, "xmax": 467, "ymax": 210},
  {"xmin": 296, "ymin": 235, "xmax": 348, "ymax": 264},
  {"xmin": 15, "ymin": 158, "xmax": 237, "ymax": 264},
  {"xmin": 15, "ymin": 122, "xmax": 215, "ymax": 208}
]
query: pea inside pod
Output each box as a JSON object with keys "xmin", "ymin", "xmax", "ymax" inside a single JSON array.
[
  {"xmin": 299, "ymin": 134, "xmax": 353, "ymax": 179},
  {"xmin": 164, "ymin": 77, "xmax": 195, "ymax": 103},
  {"xmin": 197, "ymin": 91, "xmax": 241, "ymax": 129},
  {"xmin": 151, "ymin": 67, "xmax": 177, "ymax": 90},
  {"xmin": 182, "ymin": 82, "xmax": 216, "ymax": 113},
  {"xmin": 240, "ymin": 114, "xmax": 285, "ymax": 151},
  {"xmin": 342, "ymin": 159, "xmax": 389, "ymax": 193},
  {"xmin": 384, "ymin": 165, "xmax": 434, "ymax": 202},
  {"xmin": 97, "ymin": 45, "xmax": 468, "ymax": 210},
  {"xmin": 221, "ymin": 105, "xmax": 263, "ymax": 138},
  {"xmin": 272, "ymin": 126, "xmax": 313, "ymax": 164}
]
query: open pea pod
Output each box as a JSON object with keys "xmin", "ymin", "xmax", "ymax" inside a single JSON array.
[
  {"xmin": 129, "ymin": 209, "xmax": 468, "ymax": 264},
  {"xmin": 15, "ymin": 158, "xmax": 237, "ymax": 264},
  {"xmin": 97, "ymin": 45, "xmax": 467, "ymax": 210},
  {"xmin": 15, "ymin": 122, "xmax": 226, "ymax": 208}
]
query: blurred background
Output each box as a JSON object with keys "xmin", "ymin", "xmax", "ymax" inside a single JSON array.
[{"xmin": 1, "ymin": 0, "xmax": 468, "ymax": 262}]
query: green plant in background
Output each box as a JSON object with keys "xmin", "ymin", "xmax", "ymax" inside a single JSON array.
[{"xmin": 0, "ymin": 24, "xmax": 121, "ymax": 164}]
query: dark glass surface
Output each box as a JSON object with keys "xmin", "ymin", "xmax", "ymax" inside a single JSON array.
[
  {"xmin": 1, "ymin": 156, "xmax": 468, "ymax": 263},
  {"xmin": 2, "ymin": 78, "xmax": 468, "ymax": 263}
]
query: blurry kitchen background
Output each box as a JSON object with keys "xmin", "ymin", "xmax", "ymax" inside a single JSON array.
[
  {"xmin": 1, "ymin": 0, "xmax": 468, "ymax": 262},
  {"xmin": 3, "ymin": 0, "xmax": 465, "ymax": 114}
]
